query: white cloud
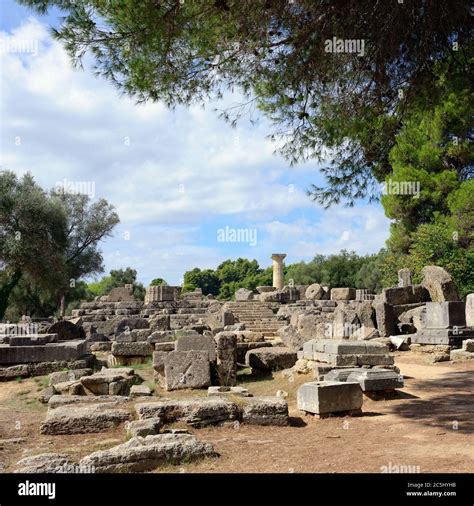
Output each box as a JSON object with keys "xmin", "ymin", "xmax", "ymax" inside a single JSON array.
[{"xmin": 0, "ymin": 18, "xmax": 390, "ymax": 284}]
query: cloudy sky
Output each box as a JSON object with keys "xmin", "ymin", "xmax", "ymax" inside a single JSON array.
[{"xmin": 0, "ymin": 1, "xmax": 391, "ymax": 285}]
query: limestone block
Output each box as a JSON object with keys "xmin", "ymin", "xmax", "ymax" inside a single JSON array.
[
  {"xmin": 175, "ymin": 334, "xmax": 216, "ymax": 361},
  {"xmin": 425, "ymin": 301, "xmax": 466, "ymax": 329},
  {"xmin": 330, "ymin": 288, "xmax": 356, "ymax": 301},
  {"xmin": 240, "ymin": 396, "xmax": 289, "ymax": 426},
  {"xmin": 164, "ymin": 350, "xmax": 211, "ymax": 390},
  {"xmin": 421, "ymin": 265, "xmax": 459, "ymax": 302},
  {"xmin": 246, "ymin": 347, "xmax": 297, "ymax": 371},
  {"xmin": 297, "ymin": 381, "xmax": 363, "ymax": 415}
]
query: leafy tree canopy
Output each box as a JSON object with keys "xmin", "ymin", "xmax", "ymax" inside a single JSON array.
[{"xmin": 19, "ymin": 0, "xmax": 472, "ymax": 205}]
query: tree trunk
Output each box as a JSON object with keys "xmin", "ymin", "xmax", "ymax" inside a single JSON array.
[
  {"xmin": 0, "ymin": 271, "xmax": 22, "ymax": 320},
  {"xmin": 60, "ymin": 294, "xmax": 66, "ymax": 318}
]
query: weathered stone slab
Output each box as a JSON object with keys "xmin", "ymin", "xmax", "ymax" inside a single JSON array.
[
  {"xmin": 235, "ymin": 288, "xmax": 254, "ymax": 301},
  {"xmin": 312, "ymin": 352, "xmax": 358, "ymax": 366},
  {"xmin": 297, "ymin": 381, "xmax": 363, "ymax": 415},
  {"xmin": 323, "ymin": 368, "xmax": 364, "ymax": 382},
  {"xmin": 207, "ymin": 386, "xmax": 251, "ymax": 397},
  {"xmin": 175, "ymin": 334, "xmax": 216, "ymax": 361},
  {"xmin": 14, "ymin": 453, "xmax": 77, "ymax": 473},
  {"xmin": 8, "ymin": 334, "xmax": 57, "ymax": 346},
  {"xmin": 462, "ymin": 339, "xmax": 474, "ymax": 352},
  {"xmin": 148, "ymin": 315, "xmax": 171, "ymax": 332},
  {"xmin": 47, "ymin": 320, "xmax": 85, "ymax": 341},
  {"xmin": 154, "ymin": 342, "xmax": 175, "ymax": 352},
  {"xmin": 164, "ymin": 350, "xmax": 211, "ymax": 390},
  {"xmin": 48, "ymin": 395, "xmax": 130, "ymax": 409},
  {"xmin": 425, "ymin": 301, "xmax": 466, "ymax": 329},
  {"xmin": 79, "ymin": 433, "xmax": 216, "ymax": 473},
  {"xmin": 111, "ymin": 342, "xmax": 153, "ymax": 357},
  {"xmin": 356, "ymin": 354, "xmax": 394, "ymax": 366},
  {"xmin": 147, "ymin": 330, "xmax": 175, "ymax": 344},
  {"xmin": 450, "ymin": 349, "xmax": 474, "ymax": 361},
  {"xmin": 136, "ymin": 398, "xmax": 239, "ymax": 427},
  {"xmin": 347, "ymin": 369, "xmax": 404, "ymax": 391},
  {"xmin": 246, "ymin": 347, "xmax": 297, "ymax": 371},
  {"xmin": 466, "ymin": 294, "xmax": 474, "ymax": 327},
  {"xmin": 40, "ymin": 404, "xmax": 132, "ymax": 434},
  {"xmin": 410, "ymin": 328, "xmax": 473, "ymax": 345},
  {"xmin": 422, "ymin": 265, "xmax": 459, "ymax": 302},
  {"xmin": 216, "ymin": 332, "xmax": 237, "ymax": 387},
  {"xmin": 398, "ymin": 268, "xmax": 412, "ymax": 287},
  {"xmin": 330, "ymin": 288, "xmax": 356, "ymax": 301},
  {"xmin": 0, "ymin": 340, "xmax": 87, "ymax": 365},
  {"xmin": 374, "ymin": 302, "xmax": 396, "ymax": 338},
  {"xmin": 49, "ymin": 368, "xmax": 92, "ymax": 386},
  {"xmin": 277, "ymin": 325, "xmax": 306, "ymax": 351},
  {"xmin": 125, "ymin": 418, "xmax": 162, "ymax": 438},
  {"xmin": 240, "ymin": 396, "xmax": 289, "ymax": 426},
  {"xmin": 130, "ymin": 385, "xmax": 152, "ymax": 397}
]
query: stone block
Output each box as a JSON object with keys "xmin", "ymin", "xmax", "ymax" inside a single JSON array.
[
  {"xmin": 312, "ymin": 352, "xmax": 358, "ymax": 366},
  {"xmin": 330, "ymin": 288, "xmax": 356, "ymax": 301},
  {"xmin": 164, "ymin": 350, "xmax": 211, "ymax": 390},
  {"xmin": 356, "ymin": 354, "xmax": 394, "ymax": 366},
  {"xmin": 297, "ymin": 381, "xmax": 363, "ymax": 415},
  {"xmin": 246, "ymin": 347, "xmax": 297, "ymax": 371},
  {"xmin": 111, "ymin": 342, "xmax": 153, "ymax": 357},
  {"xmin": 175, "ymin": 334, "xmax": 216, "ymax": 361},
  {"xmin": 14, "ymin": 453, "xmax": 76, "ymax": 474},
  {"xmin": 425, "ymin": 302, "xmax": 466, "ymax": 329},
  {"xmin": 47, "ymin": 321, "xmax": 85, "ymax": 341},
  {"xmin": 0, "ymin": 340, "xmax": 87, "ymax": 365},
  {"xmin": 398, "ymin": 268, "xmax": 412, "ymax": 287},
  {"xmin": 462, "ymin": 339, "xmax": 474, "ymax": 352},
  {"xmin": 147, "ymin": 330, "xmax": 175, "ymax": 344},
  {"xmin": 8, "ymin": 334, "xmax": 57, "ymax": 346},
  {"xmin": 49, "ymin": 368, "xmax": 92, "ymax": 386},
  {"xmin": 323, "ymin": 341, "xmax": 367, "ymax": 355},
  {"xmin": 347, "ymin": 369, "xmax": 404, "ymax": 391},
  {"xmin": 323, "ymin": 368, "xmax": 364, "ymax": 382},
  {"xmin": 154, "ymin": 342, "xmax": 175, "ymax": 352},
  {"xmin": 466, "ymin": 294, "xmax": 474, "ymax": 327},
  {"xmin": 374, "ymin": 302, "xmax": 396, "ymax": 337},
  {"xmin": 136, "ymin": 398, "xmax": 239, "ymax": 426},
  {"xmin": 79, "ymin": 433, "xmax": 215, "ymax": 473},
  {"xmin": 148, "ymin": 315, "xmax": 171, "ymax": 332},
  {"xmin": 235, "ymin": 288, "xmax": 254, "ymax": 301},
  {"xmin": 276, "ymin": 324, "xmax": 306, "ymax": 351},
  {"xmin": 207, "ymin": 386, "xmax": 251, "ymax": 397},
  {"xmin": 216, "ymin": 332, "xmax": 237, "ymax": 386},
  {"xmin": 125, "ymin": 418, "xmax": 162, "ymax": 438},
  {"xmin": 422, "ymin": 265, "xmax": 459, "ymax": 302},
  {"xmin": 130, "ymin": 385, "xmax": 152, "ymax": 397},
  {"xmin": 450, "ymin": 349, "xmax": 474, "ymax": 361},
  {"xmin": 40, "ymin": 404, "xmax": 132, "ymax": 435},
  {"xmin": 240, "ymin": 396, "xmax": 289, "ymax": 426}
]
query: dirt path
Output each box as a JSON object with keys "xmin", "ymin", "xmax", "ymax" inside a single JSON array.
[{"xmin": 0, "ymin": 353, "xmax": 473, "ymax": 473}]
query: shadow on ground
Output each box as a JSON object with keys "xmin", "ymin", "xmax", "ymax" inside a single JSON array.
[{"xmin": 389, "ymin": 370, "xmax": 474, "ymax": 433}]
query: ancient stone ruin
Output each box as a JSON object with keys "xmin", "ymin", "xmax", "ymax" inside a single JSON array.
[{"xmin": 1, "ymin": 257, "xmax": 473, "ymax": 473}]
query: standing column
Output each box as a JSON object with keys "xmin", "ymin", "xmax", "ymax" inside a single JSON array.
[{"xmin": 271, "ymin": 253, "xmax": 287, "ymax": 290}]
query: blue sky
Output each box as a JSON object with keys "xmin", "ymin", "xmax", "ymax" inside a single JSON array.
[{"xmin": 0, "ymin": 0, "xmax": 391, "ymax": 285}]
